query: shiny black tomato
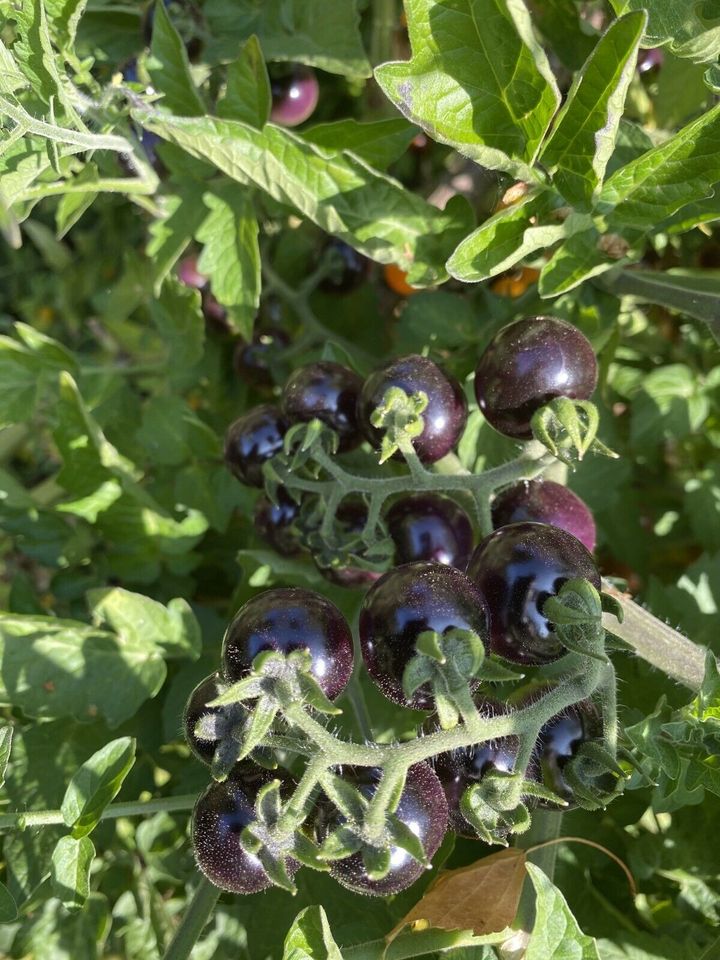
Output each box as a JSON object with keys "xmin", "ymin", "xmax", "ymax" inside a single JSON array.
[
  {"xmin": 466, "ymin": 522, "xmax": 601, "ymax": 665},
  {"xmin": 326, "ymin": 763, "xmax": 448, "ymax": 896},
  {"xmin": 183, "ymin": 672, "xmax": 226, "ymax": 764},
  {"xmin": 192, "ymin": 768, "xmax": 298, "ymax": 894},
  {"xmin": 234, "ymin": 327, "xmax": 290, "ymax": 388},
  {"xmin": 357, "ymin": 355, "xmax": 468, "ymax": 464},
  {"xmin": 318, "ymin": 239, "xmax": 370, "ymax": 294},
  {"xmin": 359, "ymin": 561, "xmax": 489, "ymax": 709},
  {"xmin": 474, "ymin": 317, "xmax": 598, "ymax": 439},
  {"xmin": 432, "ymin": 701, "xmax": 519, "ymax": 836},
  {"xmin": 269, "ymin": 66, "xmax": 319, "ymax": 127},
  {"xmin": 491, "ymin": 480, "xmax": 596, "ymax": 553},
  {"xmin": 534, "ymin": 699, "xmax": 604, "ymax": 807},
  {"xmin": 282, "ymin": 361, "xmax": 363, "ymax": 451},
  {"xmin": 221, "ymin": 587, "xmax": 354, "ymax": 700},
  {"xmin": 253, "ymin": 488, "xmax": 302, "ymax": 556},
  {"xmin": 224, "ymin": 405, "xmax": 288, "ymax": 488},
  {"xmin": 314, "ymin": 499, "xmax": 383, "ymax": 589},
  {"xmin": 386, "ymin": 493, "xmax": 474, "ymax": 569}
]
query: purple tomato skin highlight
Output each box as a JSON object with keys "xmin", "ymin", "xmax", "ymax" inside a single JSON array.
[
  {"xmin": 492, "ymin": 480, "xmax": 596, "ymax": 552},
  {"xmin": 270, "ymin": 67, "xmax": 320, "ymax": 127}
]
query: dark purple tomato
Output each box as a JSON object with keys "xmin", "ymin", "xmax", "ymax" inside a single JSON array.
[
  {"xmin": 234, "ymin": 327, "xmax": 290, "ymax": 388},
  {"xmin": 201, "ymin": 288, "xmax": 228, "ymax": 328},
  {"xmin": 474, "ymin": 317, "xmax": 598, "ymax": 439},
  {"xmin": 534, "ymin": 699, "xmax": 604, "ymax": 806},
  {"xmin": 319, "ymin": 239, "xmax": 370, "ymax": 294},
  {"xmin": 386, "ymin": 493, "xmax": 473, "ymax": 569},
  {"xmin": 253, "ymin": 488, "xmax": 302, "ymax": 556},
  {"xmin": 357, "ymin": 355, "xmax": 468, "ymax": 464},
  {"xmin": 222, "ymin": 587, "xmax": 353, "ymax": 700},
  {"xmin": 183, "ymin": 672, "xmax": 226, "ymax": 764},
  {"xmin": 176, "ymin": 255, "xmax": 207, "ymax": 290},
  {"xmin": 313, "ymin": 499, "xmax": 383, "ymax": 588},
  {"xmin": 359, "ymin": 561, "xmax": 489, "ymax": 709},
  {"xmin": 192, "ymin": 767, "xmax": 298, "ymax": 894},
  {"xmin": 282, "ymin": 361, "xmax": 363, "ymax": 452},
  {"xmin": 491, "ymin": 480, "xmax": 596, "ymax": 553},
  {"xmin": 224, "ymin": 405, "xmax": 288, "ymax": 488},
  {"xmin": 326, "ymin": 763, "xmax": 448, "ymax": 896},
  {"xmin": 432, "ymin": 701, "xmax": 519, "ymax": 836},
  {"xmin": 637, "ymin": 48, "xmax": 664, "ymax": 76},
  {"xmin": 269, "ymin": 66, "xmax": 319, "ymax": 127},
  {"xmin": 466, "ymin": 522, "xmax": 601, "ymax": 665}
]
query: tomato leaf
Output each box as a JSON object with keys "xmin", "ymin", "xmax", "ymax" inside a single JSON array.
[
  {"xmin": 540, "ymin": 12, "xmax": 647, "ymax": 209},
  {"xmin": 135, "ymin": 109, "xmax": 473, "ymax": 287},
  {"xmin": 61, "ymin": 738, "xmax": 136, "ymax": 837},
  {"xmin": 51, "ymin": 835, "xmax": 94, "ymax": 911},
  {"xmin": 375, "ymin": 0, "xmax": 560, "ymax": 179},
  {"xmin": 525, "ymin": 863, "xmax": 600, "ymax": 958},
  {"xmin": 283, "ymin": 905, "xmax": 342, "ymax": 960}
]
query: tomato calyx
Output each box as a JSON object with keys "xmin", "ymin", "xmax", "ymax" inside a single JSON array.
[
  {"xmin": 531, "ymin": 396, "xmax": 618, "ymax": 464},
  {"xmin": 369, "ymin": 385, "xmax": 429, "ymax": 464},
  {"xmin": 402, "ymin": 627, "xmax": 486, "ymax": 728},
  {"xmin": 542, "ymin": 578, "xmax": 619, "ymax": 663}
]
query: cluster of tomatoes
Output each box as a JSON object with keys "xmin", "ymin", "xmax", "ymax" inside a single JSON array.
[{"xmin": 180, "ymin": 314, "xmax": 611, "ymax": 897}]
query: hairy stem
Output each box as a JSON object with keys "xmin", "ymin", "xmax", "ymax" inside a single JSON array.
[
  {"xmin": 162, "ymin": 875, "xmax": 220, "ymax": 960},
  {"xmin": 0, "ymin": 794, "xmax": 197, "ymax": 831},
  {"xmin": 601, "ymin": 579, "xmax": 707, "ymax": 691}
]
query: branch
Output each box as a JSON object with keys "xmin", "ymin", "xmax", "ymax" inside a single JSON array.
[{"xmin": 602, "ymin": 579, "xmax": 707, "ymax": 691}]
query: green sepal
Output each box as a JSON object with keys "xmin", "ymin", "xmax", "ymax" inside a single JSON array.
[
  {"xmin": 387, "ymin": 815, "xmax": 429, "ymax": 867},
  {"xmin": 402, "ymin": 655, "xmax": 435, "ymax": 699},
  {"xmin": 370, "ymin": 386, "xmax": 429, "ymax": 464},
  {"xmin": 416, "ymin": 630, "xmax": 446, "ymax": 663},
  {"xmin": 253, "ymin": 648, "xmax": 292, "ymax": 675},
  {"xmin": 600, "ymin": 591, "xmax": 625, "ymax": 623},
  {"xmin": 519, "ymin": 779, "xmax": 568, "ymax": 806},
  {"xmin": 210, "ymin": 737, "xmax": 241, "ymax": 782},
  {"xmin": 293, "ymin": 831, "xmax": 330, "ymax": 872},
  {"xmin": 434, "ymin": 690, "xmax": 460, "ymax": 730},
  {"xmin": 257, "ymin": 847, "xmax": 297, "ymax": 894},
  {"xmin": 531, "ymin": 397, "xmax": 618, "ymax": 464},
  {"xmin": 297, "ymin": 673, "xmax": 343, "ymax": 715},
  {"xmin": 237, "ymin": 700, "xmax": 278, "ymax": 762},
  {"xmin": 546, "ymin": 578, "xmax": 602, "ymax": 621},
  {"xmin": 322, "ymin": 774, "xmax": 367, "ymax": 821},
  {"xmin": 362, "ymin": 845, "xmax": 392, "ymax": 882},
  {"xmin": 475, "ymin": 659, "xmax": 526, "ymax": 683},
  {"xmin": 256, "ymin": 779, "xmax": 283, "ymax": 826},
  {"xmin": 208, "ymin": 675, "xmax": 263, "ymax": 706},
  {"xmin": 384, "ymin": 770, "xmax": 408, "ymax": 816},
  {"xmin": 318, "ymin": 826, "xmax": 363, "ymax": 861},
  {"xmin": 443, "ymin": 627, "xmax": 485, "ymax": 678},
  {"xmin": 543, "ymin": 594, "xmax": 599, "ymax": 626},
  {"xmin": 239, "ymin": 826, "xmax": 263, "ymax": 856}
]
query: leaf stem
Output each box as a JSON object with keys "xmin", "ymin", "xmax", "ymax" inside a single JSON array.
[
  {"xmin": 0, "ymin": 793, "xmax": 197, "ymax": 831},
  {"xmin": 162, "ymin": 875, "xmax": 220, "ymax": 960},
  {"xmin": 601, "ymin": 579, "xmax": 707, "ymax": 691}
]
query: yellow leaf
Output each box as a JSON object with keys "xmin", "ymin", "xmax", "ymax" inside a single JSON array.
[{"xmin": 386, "ymin": 848, "xmax": 527, "ymax": 948}]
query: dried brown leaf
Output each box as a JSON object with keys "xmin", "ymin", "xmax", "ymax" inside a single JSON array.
[{"xmin": 386, "ymin": 848, "xmax": 527, "ymax": 948}]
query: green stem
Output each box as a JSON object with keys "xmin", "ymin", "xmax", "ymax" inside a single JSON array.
[
  {"xmin": 371, "ymin": 0, "xmax": 397, "ymax": 67},
  {"xmin": 162, "ymin": 875, "xmax": 220, "ymax": 960},
  {"xmin": 0, "ymin": 793, "xmax": 197, "ymax": 831},
  {"xmin": 262, "ymin": 263, "xmax": 376, "ymax": 370},
  {"xmin": 601, "ymin": 579, "xmax": 707, "ymax": 691}
]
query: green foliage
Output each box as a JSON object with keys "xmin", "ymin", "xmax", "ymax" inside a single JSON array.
[{"xmin": 0, "ymin": 0, "xmax": 718, "ymax": 957}]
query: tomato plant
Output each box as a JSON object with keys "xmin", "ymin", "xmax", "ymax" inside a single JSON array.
[{"xmin": 0, "ymin": 1, "xmax": 719, "ymax": 958}]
